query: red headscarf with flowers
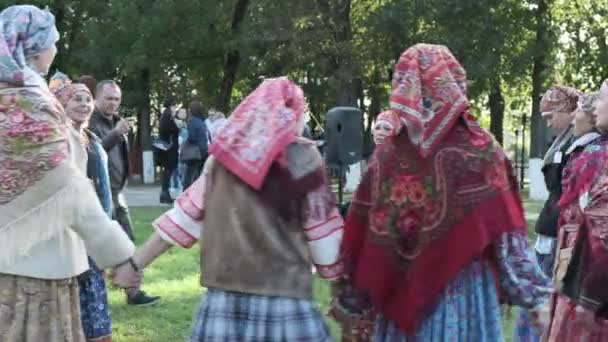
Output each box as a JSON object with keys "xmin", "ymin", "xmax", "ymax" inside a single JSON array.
[
  {"xmin": 209, "ymin": 77, "xmax": 305, "ymax": 190},
  {"xmin": 340, "ymin": 44, "xmax": 526, "ymax": 334},
  {"xmin": 375, "ymin": 110, "xmax": 402, "ymax": 137}
]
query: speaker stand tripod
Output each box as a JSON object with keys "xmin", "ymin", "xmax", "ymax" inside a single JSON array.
[{"xmin": 337, "ymin": 162, "xmax": 344, "ymax": 206}]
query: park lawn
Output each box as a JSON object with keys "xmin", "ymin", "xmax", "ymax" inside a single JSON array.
[{"xmin": 110, "ymin": 200, "xmax": 541, "ymax": 341}]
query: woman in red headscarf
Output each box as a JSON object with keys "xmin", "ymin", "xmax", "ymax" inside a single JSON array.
[
  {"xmin": 373, "ymin": 110, "xmax": 402, "ymax": 145},
  {"xmin": 541, "ymin": 83, "xmax": 608, "ymax": 341},
  {"xmin": 120, "ymin": 77, "xmax": 344, "ymax": 341},
  {"xmin": 332, "ymin": 44, "xmax": 553, "ymax": 341}
]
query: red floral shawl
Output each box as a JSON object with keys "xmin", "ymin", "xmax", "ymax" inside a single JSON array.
[{"xmin": 341, "ymin": 44, "xmax": 526, "ymax": 334}]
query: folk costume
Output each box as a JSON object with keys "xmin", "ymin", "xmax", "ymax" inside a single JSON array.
[
  {"xmin": 153, "ymin": 78, "xmax": 344, "ymax": 341},
  {"xmin": 515, "ymin": 85, "xmax": 581, "ymax": 342},
  {"xmin": 336, "ymin": 44, "xmax": 552, "ymax": 341},
  {"xmin": 542, "ymin": 91, "xmax": 608, "ymax": 341},
  {"xmin": 0, "ymin": 6, "xmax": 134, "ymax": 342},
  {"xmin": 50, "ymin": 72, "xmax": 114, "ymax": 341}
]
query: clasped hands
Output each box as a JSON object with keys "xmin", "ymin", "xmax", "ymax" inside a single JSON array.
[{"xmin": 108, "ymin": 258, "xmax": 143, "ymax": 289}]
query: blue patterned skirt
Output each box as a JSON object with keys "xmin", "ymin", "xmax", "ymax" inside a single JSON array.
[
  {"xmin": 77, "ymin": 258, "xmax": 112, "ymax": 339},
  {"xmin": 513, "ymin": 251, "xmax": 554, "ymax": 342},
  {"xmin": 190, "ymin": 288, "xmax": 332, "ymax": 341},
  {"xmin": 375, "ymin": 260, "xmax": 503, "ymax": 342}
]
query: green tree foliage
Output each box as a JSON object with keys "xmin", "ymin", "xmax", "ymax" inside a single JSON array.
[{"xmin": 1, "ymin": 0, "xmax": 606, "ymax": 158}]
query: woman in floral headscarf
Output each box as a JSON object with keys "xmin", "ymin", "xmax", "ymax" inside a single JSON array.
[
  {"xmin": 541, "ymin": 84, "xmax": 608, "ymax": 341},
  {"xmin": 333, "ymin": 44, "xmax": 553, "ymax": 341},
  {"xmin": 514, "ymin": 85, "xmax": 581, "ymax": 342},
  {"xmin": 373, "ymin": 110, "xmax": 402, "ymax": 145},
  {"xmin": 50, "ymin": 72, "xmax": 114, "ymax": 342},
  {"xmin": 0, "ymin": 5, "xmax": 137, "ymax": 342},
  {"xmin": 114, "ymin": 77, "xmax": 344, "ymax": 341}
]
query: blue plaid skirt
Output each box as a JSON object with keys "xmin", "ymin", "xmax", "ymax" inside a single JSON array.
[{"xmin": 190, "ymin": 288, "xmax": 332, "ymax": 341}]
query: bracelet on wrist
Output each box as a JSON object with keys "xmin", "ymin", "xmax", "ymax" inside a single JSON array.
[{"xmin": 117, "ymin": 257, "xmax": 141, "ymax": 272}]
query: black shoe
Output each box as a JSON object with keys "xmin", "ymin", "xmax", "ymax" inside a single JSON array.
[
  {"xmin": 127, "ymin": 291, "xmax": 161, "ymax": 306},
  {"xmin": 159, "ymin": 192, "xmax": 173, "ymax": 204}
]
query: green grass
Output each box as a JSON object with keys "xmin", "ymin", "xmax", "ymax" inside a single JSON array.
[{"xmin": 109, "ymin": 200, "xmax": 543, "ymax": 341}]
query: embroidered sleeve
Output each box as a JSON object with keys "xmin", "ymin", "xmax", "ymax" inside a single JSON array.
[
  {"xmin": 302, "ymin": 181, "xmax": 345, "ymax": 280},
  {"xmin": 495, "ymin": 232, "xmax": 553, "ymax": 309},
  {"xmin": 153, "ymin": 159, "xmax": 210, "ymax": 248},
  {"xmin": 580, "ymin": 173, "xmax": 608, "ymax": 312}
]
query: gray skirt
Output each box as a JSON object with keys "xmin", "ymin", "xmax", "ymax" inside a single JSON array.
[
  {"xmin": 190, "ymin": 288, "xmax": 333, "ymax": 341},
  {"xmin": 0, "ymin": 273, "xmax": 85, "ymax": 342}
]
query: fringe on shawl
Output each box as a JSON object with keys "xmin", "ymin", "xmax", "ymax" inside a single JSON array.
[{"xmin": 0, "ymin": 175, "xmax": 93, "ymax": 268}]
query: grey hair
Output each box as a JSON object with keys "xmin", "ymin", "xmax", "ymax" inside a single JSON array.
[{"xmin": 95, "ymin": 80, "xmax": 120, "ymax": 98}]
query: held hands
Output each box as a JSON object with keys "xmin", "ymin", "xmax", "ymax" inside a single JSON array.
[
  {"xmin": 110, "ymin": 259, "xmax": 142, "ymax": 289},
  {"xmin": 529, "ymin": 301, "xmax": 551, "ymax": 333}
]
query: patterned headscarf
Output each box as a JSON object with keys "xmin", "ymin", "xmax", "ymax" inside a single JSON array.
[
  {"xmin": 209, "ymin": 77, "xmax": 306, "ymax": 190},
  {"xmin": 390, "ymin": 44, "xmax": 472, "ymax": 158},
  {"xmin": 375, "ymin": 110, "xmax": 402, "ymax": 137},
  {"xmin": 540, "ymin": 86, "xmax": 582, "ymax": 116},
  {"xmin": 49, "ymin": 71, "xmax": 92, "ymax": 107},
  {"xmin": 342, "ymin": 43, "xmax": 525, "ymax": 334},
  {"xmin": 577, "ymin": 91, "xmax": 600, "ymax": 117},
  {"xmin": 0, "ymin": 5, "xmax": 59, "ymax": 86}
]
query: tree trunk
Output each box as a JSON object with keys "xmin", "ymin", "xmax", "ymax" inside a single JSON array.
[
  {"xmin": 529, "ymin": 0, "xmax": 552, "ymax": 159},
  {"xmin": 216, "ymin": 0, "xmax": 250, "ymax": 112},
  {"xmin": 138, "ymin": 68, "xmax": 152, "ymax": 150},
  {"xmin": 315, "ymin": 0, "xmax": 356, "ymax": 106},
  {"xmin": 334, "ymin": 0, "xmax": 356, "ymax": 106},
  {"xmin": 488, "ymin": 78, "xmax": 505, "ymax": 145}
]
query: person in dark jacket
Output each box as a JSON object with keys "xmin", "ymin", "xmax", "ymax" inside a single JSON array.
[
  {"xmin": 89, "ymin": 80, "xmax": 161, "ymax": 307},
  {"xmin": 158, "ymin": 98, "xmax": 180, "ymax": 203},
  {"xmin": 182, "ymin": 101, "xmax": 209, "ymax": 189},
  {"xmin": 514, "ymin": 85, "xmax": 581, "ymax": 342}
]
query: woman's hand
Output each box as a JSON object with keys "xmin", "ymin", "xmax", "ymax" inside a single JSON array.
[
  {"xmin": 529, "ymin": 301, "xmax": 551, "ymax": 333},
  {"xmin": 110, "ymin": 261, "xmax": 142, "ymax": 289},
  {"xmin": 572, "ymin": 305, "xmax": 602, "ymax": 330}
]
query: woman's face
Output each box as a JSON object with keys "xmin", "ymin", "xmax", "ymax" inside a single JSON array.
[
  {"xmin": 28, "ymin": 44, "xmax": 57, "ymax": 75},
  {"xmin": 65, "ymin": 90, "xmax": 94, "ymax": 125},
  {"xmin": 572, "ymin": 109, "xmax": 594, "ymax": 137},
  {"xmin": 594, "ymin": 90, "xmax": 608, "ymax": 132},
  {"xmin": 545, "ymin": 110, "xmax": 572, "ymax": 133},
  {"xmin": 176, "ymin": 108, "xmax": 188, "ymax": 121},
  {"xmin": 373, "ymin": 121, "xmax": 394, "ymax": 145}
]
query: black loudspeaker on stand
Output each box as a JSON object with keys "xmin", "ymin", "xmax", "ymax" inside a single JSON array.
[{"xmin": 324, "ymin": 106, "xmax": 363, "ymax": 206}]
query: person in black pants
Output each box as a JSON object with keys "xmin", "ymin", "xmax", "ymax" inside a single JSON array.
[
  {"xmin": 89, "ymin": 80, "xmax": 160, "ymax": 306},
  {"xmin": 158, "ymin": 99, "xmax": 180, "ymax": 203},
  {"xmin": 183, "ymin": 101, "xmax": 209, "ymax": 189}
]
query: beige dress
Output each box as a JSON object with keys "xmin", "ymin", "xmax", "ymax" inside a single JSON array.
[
  {"xmin": 0, "ymin": 275, "xmax": 85, "ymax": 342},
  {"xmin": 0, "ymin": 87, "xmax": 134, "ymax": 341}
]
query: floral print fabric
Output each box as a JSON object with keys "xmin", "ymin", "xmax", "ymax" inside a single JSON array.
[
  {"xmin": 0, "ymin": 5, "xmax": 59, "ymax": 86},
  {"xmin": 209, "ymin": 77, "xmax": 305, "ymax": 190}
]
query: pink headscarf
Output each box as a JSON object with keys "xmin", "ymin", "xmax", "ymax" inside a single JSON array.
[
  {"xmin": 540, "ymin": 86, "xmax": 582, "ymax": 116},
  {"xmin": 209, "ymin": 77, "xmax": 306, "ymax": 190},
  {"xmin": 49, "ymin": 71, "xmax": 92, "ymax": 107},
  {"xmin": 375, "ymin": 110, "xmax": 402, "ymax": 136}
]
